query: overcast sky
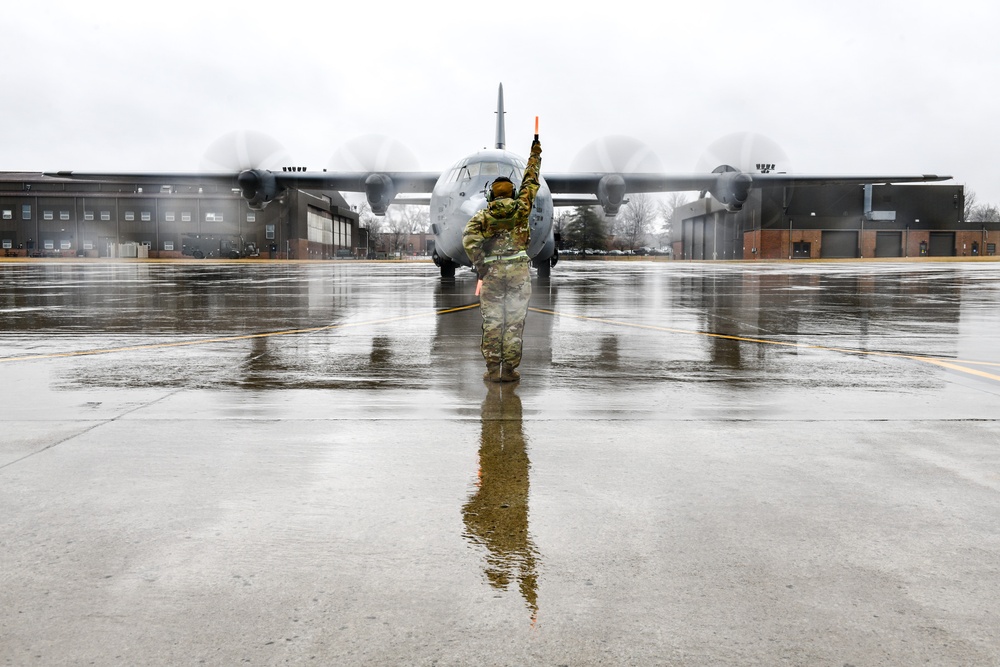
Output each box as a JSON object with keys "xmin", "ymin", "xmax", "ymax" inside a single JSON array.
[{"xmin": 5, "ymin": 1, "xmax": 997, "ymax": 207}]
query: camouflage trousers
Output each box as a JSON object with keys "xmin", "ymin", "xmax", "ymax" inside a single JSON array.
[{"xmin": 478, "ymin": 259, "xmax": 531, "ymax": 370}]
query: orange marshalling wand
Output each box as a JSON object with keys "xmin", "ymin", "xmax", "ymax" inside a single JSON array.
[{"xmin": 534, "ymin": 116, "xmax": 539, "ymax": 140}]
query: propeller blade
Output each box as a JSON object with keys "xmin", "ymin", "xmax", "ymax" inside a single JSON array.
[
  {"xmin": 696, "ymin": 132, "xmax": 791, "ymax": 174},
  {"xmin": 200, "ymin": 130, "xmax": 292, "ymax": 172},
  {"xmin": 570, "ymin": 135, "xmax": 663, "ymax": 173},
  {"xmin": 329, "ymin": 134, "xmax": 420, "ymax": 172}
]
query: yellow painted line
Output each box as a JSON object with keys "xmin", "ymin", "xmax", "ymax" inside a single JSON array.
[
  {"xmin": 913, "ymin": 357, "xmax": 1000, "ymax": 382},
  {"xmin": 0, "ymin": 303, "xmax": 481, "ymax": 363},
  {"xmin": 5, "ymin": 300, "xmax": 997, "ymax": 384},
  {"xmin": 529, "ymin": 307, "xmax": 1000, "ymax": 383}
]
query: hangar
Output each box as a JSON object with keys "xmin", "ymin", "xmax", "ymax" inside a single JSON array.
[
  {"xmin": 0, "ymin": 172, "xmax": 361, "ymax": 260},
  {"xmin": 672, "ymin": 182, "xmax": 998, "ymax": 259}
]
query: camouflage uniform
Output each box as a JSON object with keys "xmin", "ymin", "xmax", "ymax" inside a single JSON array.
[{"xmin": 463, "ymin": 139, "xmax": 542, "ymax": 382}]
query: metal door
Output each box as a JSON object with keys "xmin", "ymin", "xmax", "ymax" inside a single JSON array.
[
  {"xmin": 875, "ymin": 231, "xmax": 902, "ymax": 257},
  {"xmin": 929, "ymin": 232, "xmax": 955, "ymax": 257},
  {"xmin": 821, "ymin": 230, "xmax": 859, "ymax": 258}
]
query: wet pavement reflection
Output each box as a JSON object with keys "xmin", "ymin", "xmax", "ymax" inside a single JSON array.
[
  {"xmin": 2, "ymin": 259, "xmax": 1000, "ymax": 665},
  {"xmin": 463, "ymin": 383, "xmax": 538, "ymax": 620}
]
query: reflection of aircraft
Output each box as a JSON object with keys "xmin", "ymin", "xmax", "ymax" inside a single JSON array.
[
  {"xmin": 48, "ymin": 84, "xmax": 950, "ymax": 279},
  {"xmin": 462, "ymin": 383, "xmax": 539, "ymax": 620}
]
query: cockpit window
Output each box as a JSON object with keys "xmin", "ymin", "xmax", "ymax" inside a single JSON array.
[{"xmin": 453, "ymin": 160, "xmax": 523, "ymax": 182}]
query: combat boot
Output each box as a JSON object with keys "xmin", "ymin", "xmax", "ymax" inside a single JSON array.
[
  {"xmin": 499, "ymin": 366, "xmax": 520, "ymax": 383},
  {"xmin": 483, "ymin": 364, "xmax": 501, "ymax": 382}
]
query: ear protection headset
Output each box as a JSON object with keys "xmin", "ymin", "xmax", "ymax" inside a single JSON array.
[{"xmin": 484, "ymin": 176, "xmax": 514, "ymax": 202}]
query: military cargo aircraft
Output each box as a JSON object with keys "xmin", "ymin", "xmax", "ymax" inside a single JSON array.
[{"xmin": 50, "ymin": 84, "xmax": 950, "ymax": 278}]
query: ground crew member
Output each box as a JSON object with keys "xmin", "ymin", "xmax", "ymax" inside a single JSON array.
[{"xmin": 463, "ymin": 136, "xmax": 542, "ymax": 382}]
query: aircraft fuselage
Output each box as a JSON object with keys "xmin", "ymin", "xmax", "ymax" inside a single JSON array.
[{"xmin": 429, "ymin": 148, "xmax": 554, "ymax": 269}]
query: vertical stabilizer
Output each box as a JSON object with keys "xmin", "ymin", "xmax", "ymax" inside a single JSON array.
[{"xmin": 495, "ymin": 83, "xmax": 506, "ymax": 150}]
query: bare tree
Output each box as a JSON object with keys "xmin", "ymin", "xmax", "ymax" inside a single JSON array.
[
  {"xmin": 963, "ymin": 190, "xmax": 1000, "ymax": 222},
  {"xmin": 402, "ymin": 205, "xmax": 430, "ymax": 234},
  {"xmin": 553, "ymin": 209, "xmax": 574, "ymax": 247},
  {"xmin": 384, "ymin": 208, "xmax": 413, "ymax": 257},
  {"xmin": 355, "ymin": 200, "xmax": 384, "ymax": 256},
  {"xmin": 657, "ymin": 192, "xmax": 691, "ymax": 247},
  {"xmin": 382, "ymin": 205, "xmax": 429, "ymax": 256},
  {"xmin": 613, "ymin": 193, "xmax": 657, "ymax": 250},
  {"xmin": 972, "ymin": 204, "xmax": 1000, "ymax": 223},
  {"xmin": 964, "ymin": 189, "xmax": 978, "ymax": 221}
]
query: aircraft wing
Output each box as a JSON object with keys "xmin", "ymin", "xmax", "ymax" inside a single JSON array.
[
  {"xmin": 46, "ymin": 169, "xmax": 442, "ymax": 214},
  {"xmin": 543, "ymin": 171, "xmax": 952, "ymax": 214},
  {"xmin": 47, "ymin": 167, "xmax": 950, "ymax": 217},
  {"xmin": 46, "ymin": 170, "xmax": 441, "ymax": 190}
]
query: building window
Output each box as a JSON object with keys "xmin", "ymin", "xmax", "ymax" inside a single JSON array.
[
  {"xmin": 163, "ymin": 241, "xmax": 174, "ymax": 251},
  {"xmin": 181, "ymin": 212, "xmax": 191, "ymax": 222},
  {"xmin": 247, "ymin": 212, "xmax": 256, "ymax": 222},
  {"xmin": 165, "ymin": 212, "xmax": 175, "ymax": 222},
  {"xmin": 60, "ymin": 211, "xmax": 70, "ymax": 221},
  {"xmin": 141, "ymin": 211, "xmax": 151, "ymax": 222},
  {"xmin": 2, "ymin": 239, "xmax": 11, "ymax": 249},
  {"xmin": 2, "ymin": 210, "xmax": 11, "ymax": 220},
  {"xmin": 101, "ymin": 211, "xmax": 111, "ymax": 221},
  {"xmin": 308, "ymin": 207, "xmax": 333, "ymax": 245},
  {"xmin": 125, "ymin": 211, "xmax": 135, "ymax": 221},
  {"xmin": 84, "ymin": 211, "xmax": 94, "ymax": 221},
  {"xmin": 205, "ymin": 212, "xmax": 223, "ymax": 222},
  {"xmin": 44, "ymin": 240, "xmax": 54, "ymax": 250},
  {"xmin": 21, "ymin": 205, "xmax": 31, "ymax": 220},
  {"xmin": 44, "ymin": 210, "xmax": 54, "ymax": 221},
  {"xmin": 83, "ymin": 242, "xmax": 93, "ymax": 250},
  {"xmin": 60, "ymin": 240, "xmax": 72, "ymax": 250},
  {"xmin": 265, "ymin": 224, "xmax": 275, "ymax": 240}
]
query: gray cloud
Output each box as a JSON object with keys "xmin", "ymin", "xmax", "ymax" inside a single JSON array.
[{"xmin": 4, "ymin": 1, "xmax": 995, "ymax": 204}]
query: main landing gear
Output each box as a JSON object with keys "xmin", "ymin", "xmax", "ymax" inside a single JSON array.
[{"xmin": 433, "ymin": 252, "xmax": 457, "ymax": 279}]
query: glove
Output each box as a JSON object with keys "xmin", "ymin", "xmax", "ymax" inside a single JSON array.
[
  {"xmin": 531, "ymin": 139, "xmax": 541, "ymax": 156},
  {"xmin": 476, "ymin": 264, "xmax": 488, "ymax": 280}
]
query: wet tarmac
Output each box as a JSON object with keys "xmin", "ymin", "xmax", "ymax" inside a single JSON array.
[{"xmin": 2, "ymin": 259, "xmax": 999, "ymax": 666}]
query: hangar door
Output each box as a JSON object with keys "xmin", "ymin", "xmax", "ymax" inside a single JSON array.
[
  {"xmin": 821, "ymin": 230, "xmax": 859, "ymax": 258},
  {"xmin": 875, "ymin": 231, "xmax": 902, "ymax": 257},
  {"xmin": 929, "ymin": 232, "xmax": 955, "ymax": 256}
]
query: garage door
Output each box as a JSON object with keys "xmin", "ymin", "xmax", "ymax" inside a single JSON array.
[
  {"xmin": 929, "ymin": 232, "xmax": 955, "ymax": 257},
  {"xmin": 875, "ymin": 231, "xmax": 902, "ymax": 257},
  {"xmin": 821, "ymin": 230, "xmax": 859, "ymax": 258}
]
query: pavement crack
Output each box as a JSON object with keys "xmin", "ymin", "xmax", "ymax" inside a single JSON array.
[{"xmin": 0, "ymin": 388, "xmax": 185, "ymax": 472}]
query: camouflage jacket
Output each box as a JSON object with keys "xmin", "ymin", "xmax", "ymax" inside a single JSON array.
[{"xmin": 462, "ymin": 141, "xmax": 542, "ymax": 271}]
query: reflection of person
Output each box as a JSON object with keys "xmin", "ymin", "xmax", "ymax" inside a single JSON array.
[
  {"xmin": 462, "ymin": 384, "xmax": 538, "ymax": 619},
  {"xmin": 462, "ymin": 137, "xmax": 542, "ymax": 383}
]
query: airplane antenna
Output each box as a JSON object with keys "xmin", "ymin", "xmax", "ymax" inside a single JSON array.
[{"xmin": 495, "ymin": 83, "xmax": 506, "ymax": 150}]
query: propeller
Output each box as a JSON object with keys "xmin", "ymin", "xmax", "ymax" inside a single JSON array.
[
  {"xmin": 696, "ymin": 131, "xmax": 791, "ymax": 174},
  {"xmin": 696, "ymin": 132, "xmax": 794, "ymax": 214},
  {"xmin": 570, "ymin": 135, "xmax": 663, "ymax": 173},
  {"xmin": 328, "ymin": 134, "xmax": 421, "ymax": 172},
  {"xmin": 199, "ymin": 130, "xmax": 292, "ymax": 172},
  {"xmin": 328, "ymin": 135, "xmax": 422, "ymax": 216}
]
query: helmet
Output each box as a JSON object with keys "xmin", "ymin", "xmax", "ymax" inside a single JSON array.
[{"xmin": 485, "ymin": 176, "xmax": 515, "ymax": 202}]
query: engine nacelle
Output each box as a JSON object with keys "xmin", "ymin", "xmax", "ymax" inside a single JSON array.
[
  {"xmin": 365, "ymin": 173, "xmax": 396, "ymax": 216},
  {"xmin": 597, "ymin": 174, "xmax": 627, "ymax": 217},
  {"xmin": 707, "ymin": 166, "xmax": 753, "ymax": 212},
  {"xmin": 237, "ymin": 169, "xmax": 281, "ymax": 211}
]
